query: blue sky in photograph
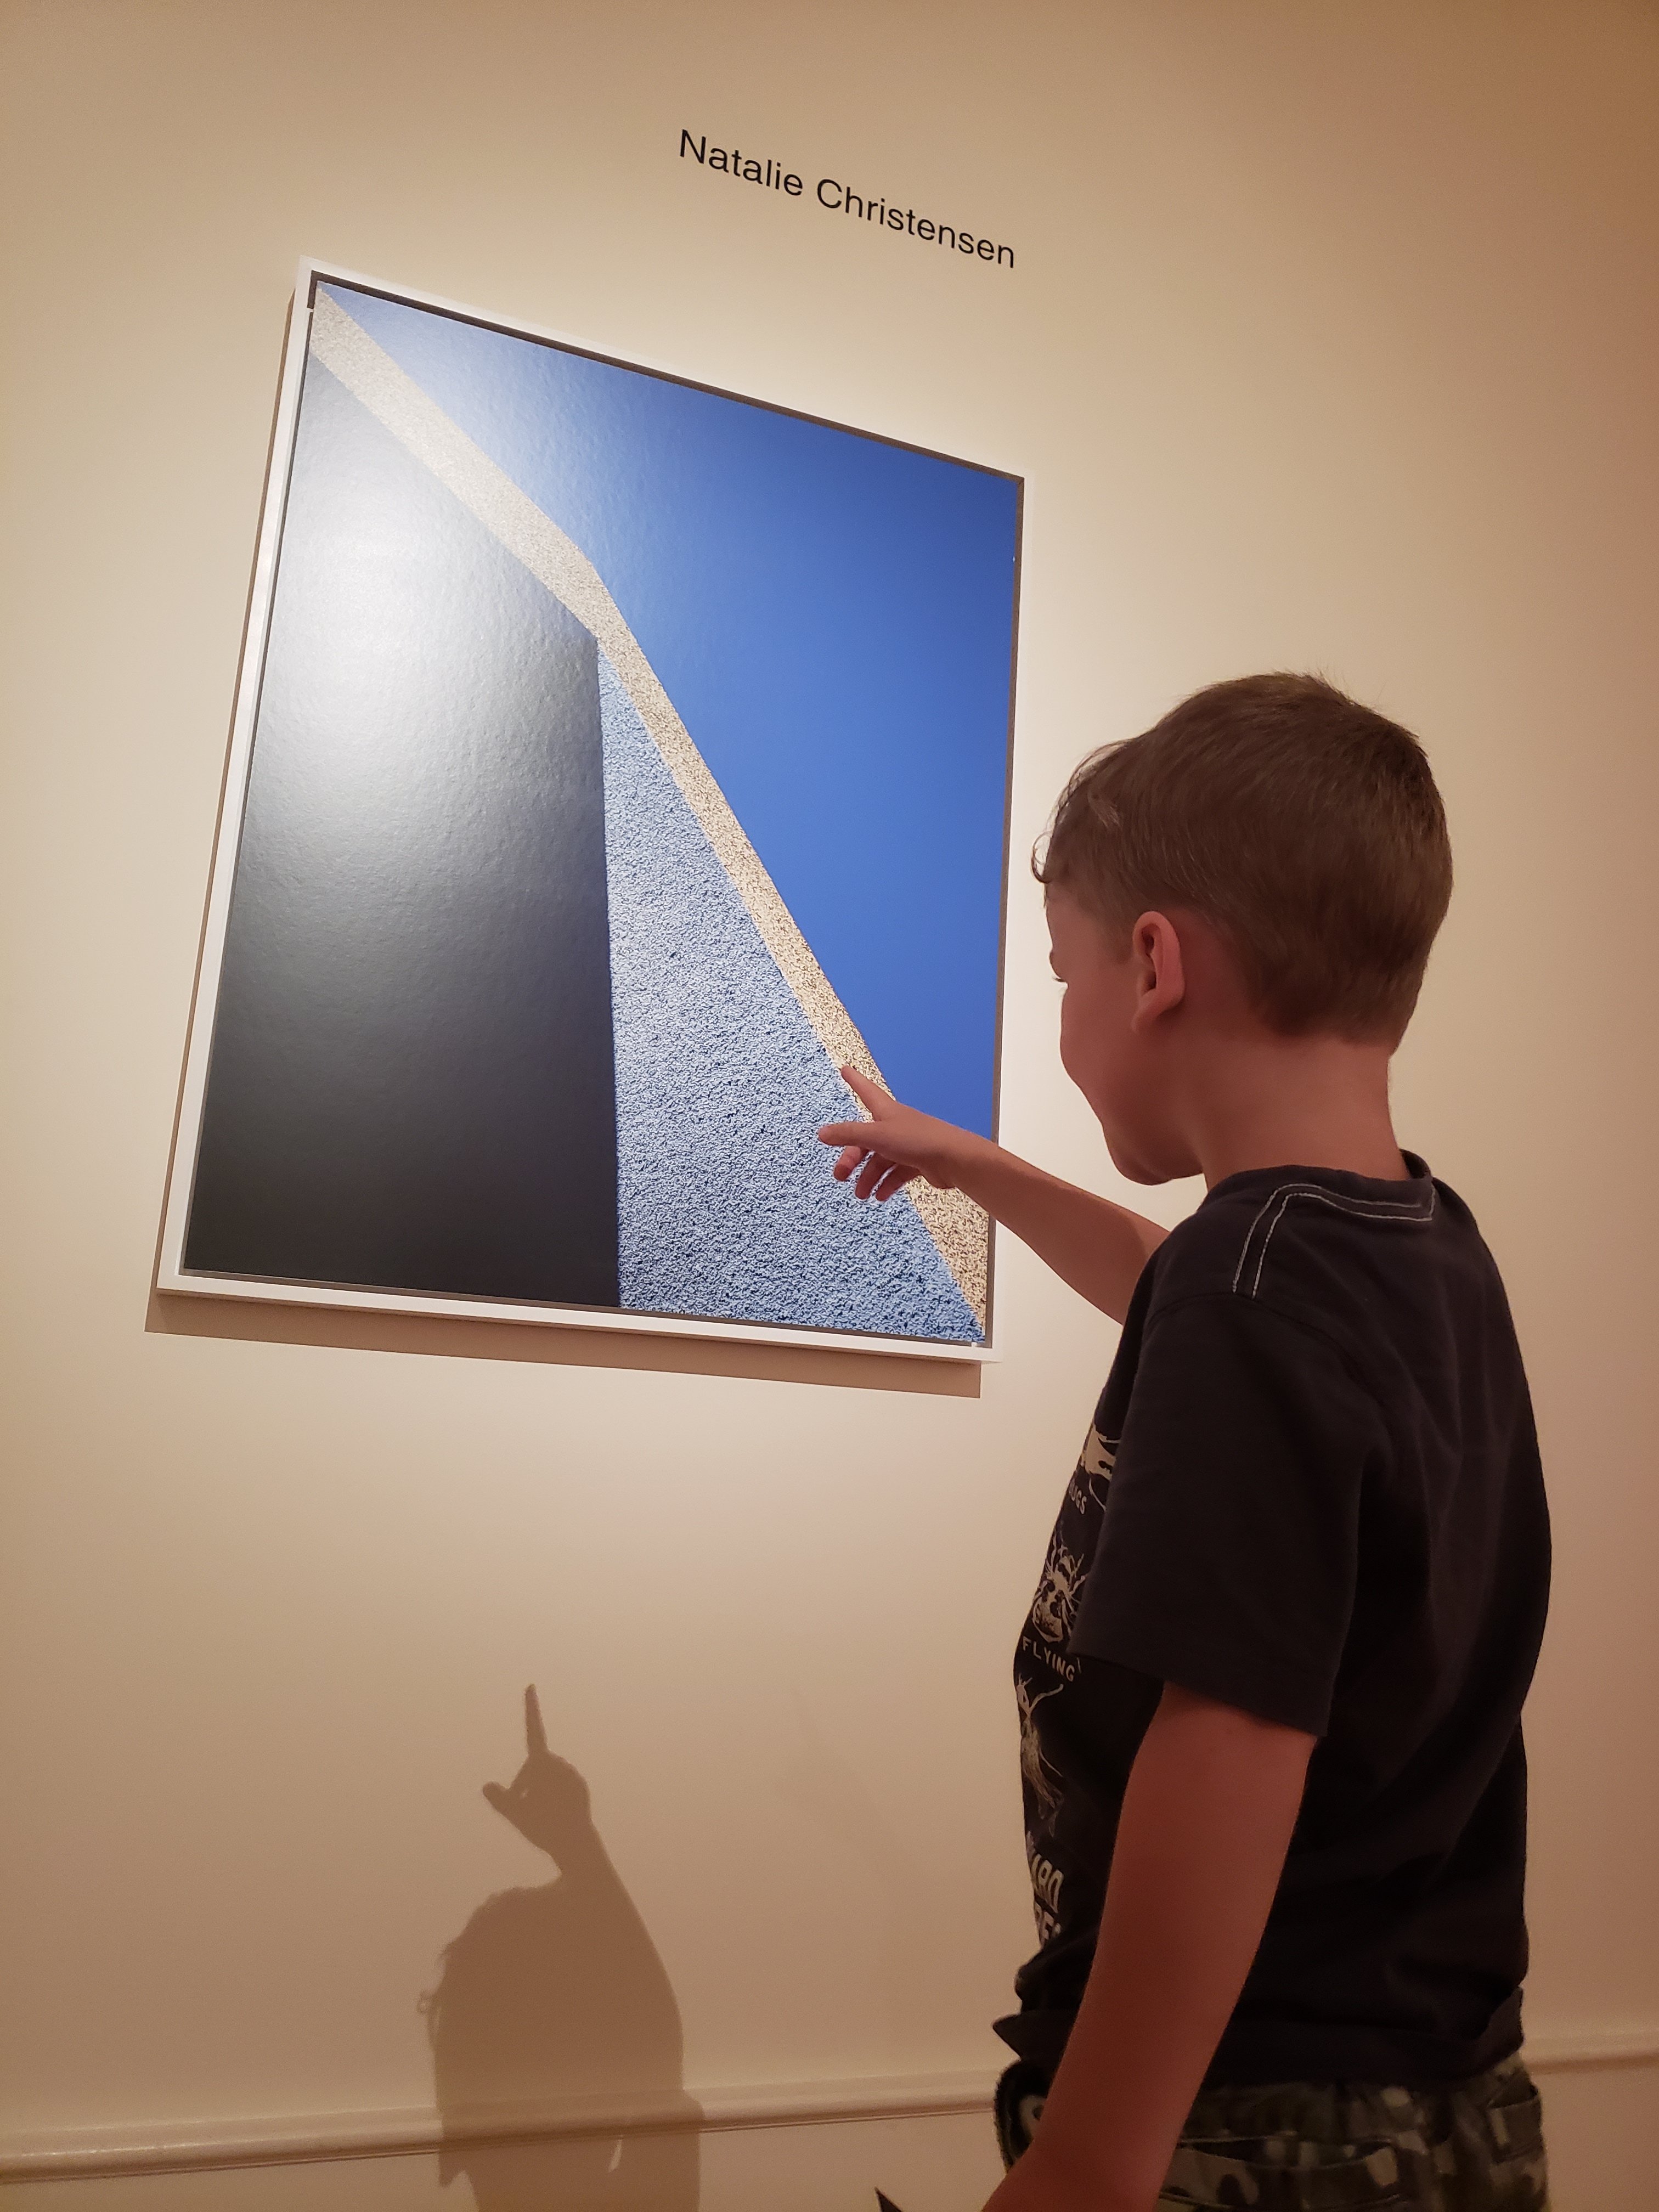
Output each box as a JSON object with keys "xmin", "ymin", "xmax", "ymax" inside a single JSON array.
[
  {"xmin": 320, "ymin": 283, "xmax": 1026, "ymax": 1132},
  {"xmin": 320, "ymin": 280, "xmax": 1019, "ymax": 1136}
]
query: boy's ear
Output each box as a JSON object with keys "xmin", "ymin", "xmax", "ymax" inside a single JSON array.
[{"xmin": 1129, "ymin": 910, "xmax": 1188, "ymax": 1029}]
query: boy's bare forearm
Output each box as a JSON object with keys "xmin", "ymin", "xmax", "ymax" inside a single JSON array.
[
  {"xmin": 954, "ymin": 1141, "xmax": 1166, "ymax": 1324},
  {"xmin": 987, "ymin": 1686, "xmax": 1313, "ymax": 2212}
]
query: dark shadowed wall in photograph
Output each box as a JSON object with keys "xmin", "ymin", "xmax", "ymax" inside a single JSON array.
[{"xmin": 183, "ymin": 357, "xmax": 621, "ymax": 1307}]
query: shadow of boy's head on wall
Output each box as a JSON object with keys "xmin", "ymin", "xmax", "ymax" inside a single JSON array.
[{"xmin": 424, "ymin": 1686, "xmax": 699, "ymax": 2211}]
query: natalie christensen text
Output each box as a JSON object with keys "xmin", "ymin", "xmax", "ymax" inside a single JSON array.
[{"xmin": 679, "ymin": 129, "xmax": 1015, "ymax": 269}]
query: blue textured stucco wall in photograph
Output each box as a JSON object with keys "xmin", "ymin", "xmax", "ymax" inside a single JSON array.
[{"xmin": 598, "ymin": 654, "xmax": 978, "ymax": 1340}]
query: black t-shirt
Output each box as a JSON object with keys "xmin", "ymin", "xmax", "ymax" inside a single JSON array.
[{"xmin": 996, "ymin": 1156, "xmax": 1550, "ymax": 2087}]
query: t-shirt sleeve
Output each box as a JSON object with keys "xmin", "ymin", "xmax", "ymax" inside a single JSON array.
[{"xmin": 1069, "ymin": 1294, "xmax": 1379, "ymax": 1736}]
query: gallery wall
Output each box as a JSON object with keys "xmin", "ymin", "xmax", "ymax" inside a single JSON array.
[{"xmin": 2, "ymin": 2, "xmax": 1656, "ymax": 2208}]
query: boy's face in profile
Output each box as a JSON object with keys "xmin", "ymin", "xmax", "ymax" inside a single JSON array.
[{"xmin": 1047, "ymin": 885, "xmax": 1192, "ymax": 1187}]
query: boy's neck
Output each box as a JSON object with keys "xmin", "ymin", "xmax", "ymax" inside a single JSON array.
[{"xmin": 1181, "ymin": 1031, "xmax": 1410, "ymax": 1190}]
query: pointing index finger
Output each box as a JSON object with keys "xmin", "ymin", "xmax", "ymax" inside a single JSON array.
[
  {"xmin": 838, "ymin": 1065, "xmax": 894, "ymax": 1114},
  {"xmin": 524, "ymin": 1684, "xmax": 549, "ymax": 1758}
]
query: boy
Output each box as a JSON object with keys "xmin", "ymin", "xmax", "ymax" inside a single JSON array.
[{"xmin": 820, "ymin": 675, "xmax": 1551, "ymax": 2212}]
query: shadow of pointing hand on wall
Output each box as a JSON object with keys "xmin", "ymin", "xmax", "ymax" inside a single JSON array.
[
  {"xmin": 480, "ymin": 1686, "xmax": 599, "ymax": 1861},
  {"xmin": 424, "ymin": 1686, "xmax": 701, "ymax": 2212}
]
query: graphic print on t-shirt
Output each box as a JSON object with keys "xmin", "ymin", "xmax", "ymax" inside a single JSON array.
[
  {"xmin": 1014, "ymin": 1418, "xmax": 1117, "ymax": 1923},
  {"xmin": 1030, "ymin": 1537, "xmax": 1086, "ymax": 1646},
  {"xmin": 1027, "ymin": 1836, "xmax": 1066, "ymax": 1949},
  {"xmin": 1015, "ymin": 1675, "xmax": 1064, "ymax": 1815},
  {"xmin": 1077, "ymin": 1424, "xmax": 1116, "ymax": 1488}
]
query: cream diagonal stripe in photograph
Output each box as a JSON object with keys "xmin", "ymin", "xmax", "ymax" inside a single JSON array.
[{"xmin": 306, "ymin": 288, "xmax": 989, "ymax": 1328}]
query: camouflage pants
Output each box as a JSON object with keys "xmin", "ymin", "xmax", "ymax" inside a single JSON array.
[{"xmin": 995, "ymin": 2056, "xmax": 1549, "ymax": 2210}]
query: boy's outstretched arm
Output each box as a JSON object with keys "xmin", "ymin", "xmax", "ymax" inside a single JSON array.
[
  {"xmin": 986, "ymin": 1684, "xmax": 1315, "ymax": 2212},
  {"xmin": 817, "ymin": 1069, "xmax": 1166, "ymax": 1325}
]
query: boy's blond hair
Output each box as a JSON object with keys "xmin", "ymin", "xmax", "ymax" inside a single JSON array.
[{"xmin": 1035, "ymin": 673, "xmax": 1453, "ymax": 1042}]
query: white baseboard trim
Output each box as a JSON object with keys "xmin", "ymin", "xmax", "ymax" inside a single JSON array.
[
  {"xmin": 1523, "ymin": 2024, "xmax": 1659, "ymax": 2071},
  {"xmin": 5, "ymin": 2032, "xmax": 1655, "ymax": 2185},
  {"xmin": 0, "ymin": 2070, "xmax": 998, "ymax": 2183}
]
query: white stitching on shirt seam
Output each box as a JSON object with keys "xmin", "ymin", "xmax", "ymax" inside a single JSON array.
[
  {"xmin": 1230, "ymin": 1181, "xmax": 1436, "ymax": 1293},
  {"xmin": 1231, "ymin": 1181, "xmax": 1438, "ymax": 1300}
]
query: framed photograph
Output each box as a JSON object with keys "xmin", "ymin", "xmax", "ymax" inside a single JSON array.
[{"xmin": 157, "ymin": 262, "xmax": 1021, "ymax": 1357}]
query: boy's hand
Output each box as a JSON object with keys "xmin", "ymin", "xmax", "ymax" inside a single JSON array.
[
  {"xmin": 818, "ymin": 1066, "xmax": 986, "ymax": 1201},
  {"xmin": 816, "ymin": 1067, "xmax": 1166, "ymax": 1324}
]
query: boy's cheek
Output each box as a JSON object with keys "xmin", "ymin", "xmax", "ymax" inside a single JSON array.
[
  {"xmin": 1073, "ymin": 1048, "xmax": 1170, "ymax": 1183},
  {"xmin": 1059, "ymin": 1003, "xmax": 1116, "ymax": 1110},
  {"xmin": 1058, "ymin": 1002, "xmax": 1173, "ymax": 1177},
  {"xmin": 1057, "ymin": 1014, "xmax": 1102, "ymax": 1112},
  {"xmin": 1057, "ymin": 1011, "xmax": 1080, "ymax": 1087}
]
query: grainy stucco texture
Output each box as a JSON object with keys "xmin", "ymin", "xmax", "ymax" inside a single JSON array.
[{"xmin": 599, "ymin": 653, "xmax": 980, "ymax": 1341}]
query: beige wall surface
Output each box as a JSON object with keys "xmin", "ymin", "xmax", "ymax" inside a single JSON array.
[{"xmin": 2, "ymin": 2, "xmax": 1656, "ymax": 2207}]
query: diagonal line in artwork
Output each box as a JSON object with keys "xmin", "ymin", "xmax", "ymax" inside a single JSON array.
[{"xmin": 304, "ymin": 288, "xmax": 988, "ymax": 1329}]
